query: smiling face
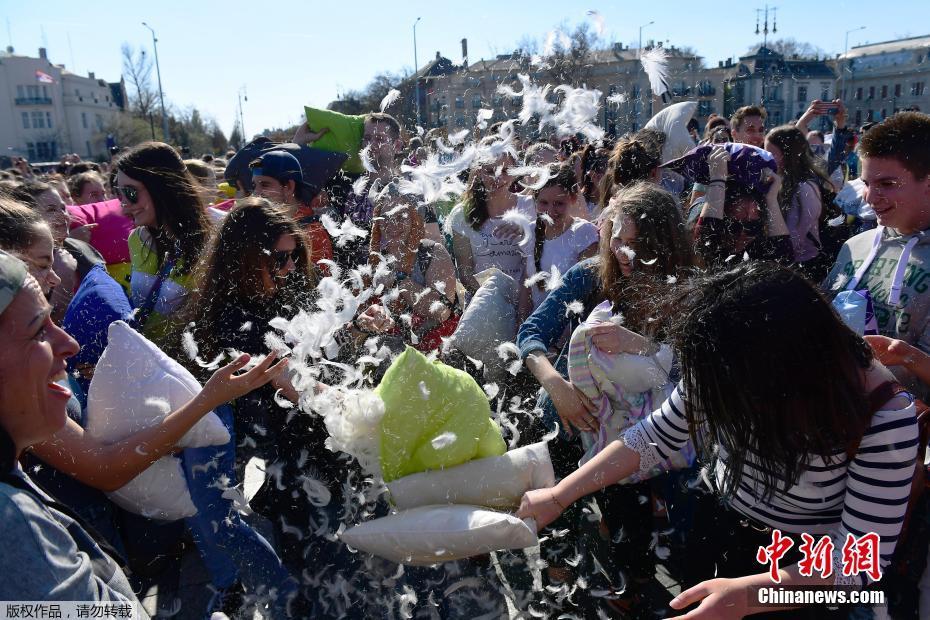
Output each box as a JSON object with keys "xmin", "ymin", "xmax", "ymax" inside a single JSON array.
[
  {"xmin": 35, "ymin": 189, "xmax": 70, "ymax": 244},
  {"xmin": 252, "ymin": 175, "xmax": 296, "ymax": 207},
  {"xmin": 116, "ymin": 169, "xmax": 157, "ymax": 228},
  {"xmin": 13, "ymin": 226, "xmax": 61, "ymax": 297},
  {"xmin": 609, "ymin": 214, "xmax": 638, "ymax": 277},
  {"xmin": 0, "ymin": 277, "xmax": 79, "ymax": 454},
  {"xmin": 860, "ymin": 156, "xmax": 930, "ymax": 234},
  {"xmin": 476, "ymin": 154, "xmax": 515, "ymax": 194},
  {"xmin": 535, "ymin": 185, "xmax": 572, "ymax": 227},
  {"xmin": 260, "ymin": 233, "xmax": 298, "ymax": 295}
]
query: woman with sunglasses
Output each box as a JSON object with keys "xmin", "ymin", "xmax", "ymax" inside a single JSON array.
[
  {"xmin": 444, "ymin": 146, "xmax": 534, "ymax": 295},
  {"xmin": 181, "ymin": 198, "xmax": 357, "ymax": 616},
  {"xmin": 115, "ymin": 142, "xmax": 212, "ymax": 348},
  {"xmin": 691, "ymin": 146, "xmax": 792, "ymax": 269}
]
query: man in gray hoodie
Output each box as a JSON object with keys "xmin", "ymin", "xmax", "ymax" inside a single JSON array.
[{"xmin": 825, "ymin": 111, "xmax": 930, "ymax": 393}]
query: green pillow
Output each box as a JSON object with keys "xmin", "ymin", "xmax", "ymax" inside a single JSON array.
[
  {"xmin": 304, "ymin": 107, "xmax": 366, "ymax": 174},
  {"xmin": 377, "ymin": 347, "xmax": 506, "ymax": 482}
]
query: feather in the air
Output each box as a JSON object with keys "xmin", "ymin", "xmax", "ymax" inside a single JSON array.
[
  {"xmin": 639, "ymin": 46, "xmax": 670, "ymax": 99},
  {"xmin": 379, "ymin": 89, "xmax": 400, "ymax": 112}
]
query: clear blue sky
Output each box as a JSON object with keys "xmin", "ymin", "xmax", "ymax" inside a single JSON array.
[{"xmin": 3, "ymin": 0, "xmax": 925, "ymax": 139}]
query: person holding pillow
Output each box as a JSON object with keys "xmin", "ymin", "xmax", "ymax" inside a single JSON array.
[
  {"xmin": 517, "ymin": 182, "xmax": 694, "ymax": 609},
  {"xmin": 115, "ymin": 142, "xmax": 213, "ymax": 348},
  {"xmin": 445, "ymin": 148, "xmax": 535, "ymax": 296},
  {"xmin": 0, "ymin": 250, "xmax": 144, "ymax": 606}
]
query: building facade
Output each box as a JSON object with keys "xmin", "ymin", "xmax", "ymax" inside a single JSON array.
[
  {"xmin": 832, "ymin": 35, "xmax": 930, "ymax": 126},
  {"xmin": 0, "ymin": 47, "xmax": 126, "ymax": 163}
]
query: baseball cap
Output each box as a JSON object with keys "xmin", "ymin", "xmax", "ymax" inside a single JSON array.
[{"xmin": 249, "ymin": 150, "xmax": 303, "ymax": 185}]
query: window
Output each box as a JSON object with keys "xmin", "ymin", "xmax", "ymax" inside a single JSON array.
[
  {"xmin": 797, "ymin": 85, "xmax": 808, "ymax": 102},
  {"xmin": 855, "ymin": 110, "xmax": 862, "ymax": 125},
  {"xmin": 36, "ymin": 141, "xmax": 54, "ymax": 160},
  {"xmin": 855, "ymin": 87, "xmax": 863, "ymax": 100},
  {"xmin": 85, "ymin": 141, "xmax": 92, "ymax": 157},
  {"xmin": 895, "ymin": 84, "xmax": 902, "ymax": 97},
  {"xmin": 698, "ymin": 100, "xmax": 714, "ymax": 117},
  {"xmin": 41, "ymin": 86, "xmax": 48, "ymax": 98},
  {"xmin": 912, "ymin": 82, "xmax": 926, "ymax": 96},
  {"xmin": 26, "ymin": 85, "xmax": 39, "ymax": 98},
  {"xmin": 81, "ymin": 112, "xmax": 88, "ymax": 129},
  {"xmin": 26, "ymin": 143, "xmax": 36, "ymax": 161},
  {"xmin": 455, "ymin": 115, "xmax": 466, "ymax": 127},
  {"xmin": 454, "ymin": 96, "xmax": 464, "ymax": 109},
  {"xmin": 46, "ymin": 112, "xmax": 53, "ymax": 129},
  {"xmin": 21, "ymin": 112, "xmax": 29, "ymax": 129},
  {"xmin": 471, "ymin": 94, "xmax": 481, "ymax": 108},
  {"xmin": 867, "ymin": 110, "xmax": 874, "ymax": 122},
  {"xmin": 16, "ymin": 85, "xmax": 24, "ymax": 98},
  {"xmin": 881, "ymin": 85, "xmax": 888, "ymax": 99},
  {"xmin": 30, "ymin": 111, "xmax": 44, "ymax": 129},
  {"xmin": 95, "ymin": 114, "xmax": 103, "ymax": 130},
  {"xmin": 868, "ymin": 86, "xmax": 875, "ymax": 100},
  {"xmin": 74, "ymin": 89, "xmax": 79, "ymax": 96},
  {"xmin": 881, "ymin": 108, "xmax": 887, "ymax": 119}
]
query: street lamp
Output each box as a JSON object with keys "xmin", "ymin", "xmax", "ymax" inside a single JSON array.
[
  {"xmin": 842, "ymin": 26, "xmax": 866, "ymax": 101},
  {"xmin": 636, "ymin": 21, "xmax": 654, "ymax": 130},
  {"xmin": 142, "ymin": 22, "xmax": 169, "ymax": 143},
  {"xmin": 413, "ymin": 17, "xmax": 421, "ymax": 128}
]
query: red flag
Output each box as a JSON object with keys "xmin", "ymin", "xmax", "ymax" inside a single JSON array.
[{"xmin": 35, "ymin": 70, "xmax": 55, "ymax": 84}]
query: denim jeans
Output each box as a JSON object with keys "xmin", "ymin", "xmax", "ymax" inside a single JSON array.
[{"xmin": 182, "ymin": 404, "xmax": 298, "ymax": 617}]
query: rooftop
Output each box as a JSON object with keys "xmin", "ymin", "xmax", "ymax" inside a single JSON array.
[{"xmin": 844, "ymin": 34, "xmax": 930, "ymax": 59}]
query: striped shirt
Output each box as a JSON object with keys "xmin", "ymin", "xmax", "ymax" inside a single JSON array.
[{"xmin": 622, "ymin": 380, "xmax": 919, "ymax": 587}]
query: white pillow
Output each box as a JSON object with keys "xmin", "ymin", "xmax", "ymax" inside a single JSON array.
[
  {"xmin": 86, "ymin": 320, "xmax": 230, "ymax": 520},
  {"xmin": 340, "ymin": 505, "xmax": 538, "ymax": 566},
  {"xmin": 450, "ymin": 269, "xmax": 517, "ymax": 375},
  {"xmin": 645, "ymin": 101, "xmax": 698, "ymax": 164},
  {"xmin": 387, "ymin": 442, "xmax": 555, "ymax": 511}
]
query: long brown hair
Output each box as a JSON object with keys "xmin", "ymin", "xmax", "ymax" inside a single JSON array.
[
  {"xmin": 597, "ymin": 182, "xmax": 693, "ymax": 334},
  {"xmin": 663, "ymin": 261, "xmax": 873, "ymax": 501},
  {"xmin": 183, "ymin": 197, "xmax": 315, "ymax": 360},
  {"xmin": 116, "ymin": 142, "xmax": 211, "ymax": 273},
  {"xmin": 532, "ymin": 164, "xmax": 578, "ymax": 291},
  {"xmin": 368, "ymin": 190, "xmax": 427, "ymax": 276},
  {"xmin": 598, "ymin": 131, "xmax": 663, "ymax": 212},
  {"xmin": 765, "ymin": 125, "xmax": 830, "ymax": 208}
]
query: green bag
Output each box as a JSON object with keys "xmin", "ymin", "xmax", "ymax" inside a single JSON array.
[
  {"xmin": 377, "ymin": 347, "xmax": 506, "ymax": 482},
  {"xmin": 303, "ymin": 107, "xmax": 366, "ymax": 174}
]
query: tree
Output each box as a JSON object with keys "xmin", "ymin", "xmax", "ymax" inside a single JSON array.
[
  {"xmin": 228, "ymin": 124, "xmax": 243, "ymax": 151},
  {"xmin": 121, "ymin": 44, "xmax": 158, "ymax": 118},
  {"xmin": 546, "ymin": 23, "xmax": 599, "ymax": 86},
  {"xmin": 749, "ymin": 38, "xmax": 825, "ymax": 59}
]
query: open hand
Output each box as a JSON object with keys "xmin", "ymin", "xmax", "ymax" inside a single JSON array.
[
  {"xmin": 865, "ymin": 334, "xmax": 919, "ymax": 369},
  {"xmin": 199, "ymin": 352, "xmax": 287, "ymax": 410},
  {"xmin": 708, "ymin": 146, "xmax": 730, "ymax": 181}
]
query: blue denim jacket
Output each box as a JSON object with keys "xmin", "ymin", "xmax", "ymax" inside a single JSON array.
[{"xmin": 517, "ymin": 258, "xmax": 603, "ymax": 434}]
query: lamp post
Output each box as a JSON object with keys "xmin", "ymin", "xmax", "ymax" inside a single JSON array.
[
  {"xmin": 842, "ymin": 26, "xmax": 866, "ymax": 101},
  {"xmin": 142, "ymin": 22, "xmax": 169, "ymax": 143},
  {"xmin": 238, "ymin": 86, "xmax": 247, "ymax": 145},
  {"xmin": 413, "ymin": 17, "xmax": 421, "ymax": 128},
  {"xmin": 636, "ymin": 20, "xmax": 654, "ymax": 130}
]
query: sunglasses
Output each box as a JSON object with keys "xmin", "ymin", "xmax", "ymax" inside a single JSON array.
[
  {"xmin": 116, "ymin": 185, "xmax": 139, "ymax": 204},
  {"xmin": 270, "ymin": 248, "xmax": 301, "ymax": 271},
  {"xmin": 725, "ymin": 217, "xmax": 765, "ymax": 237}
]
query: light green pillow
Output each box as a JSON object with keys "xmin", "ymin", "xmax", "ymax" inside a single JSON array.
[
  {"xmin": 303, "ymin": 107, "xmax": 366, "ymax": 174},
  {"xmin": 377, "ymin": 347, "xmax": 506, "ymax": 482}
]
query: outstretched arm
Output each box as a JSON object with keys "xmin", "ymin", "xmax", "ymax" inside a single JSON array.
[{"xmin": 33, "ymin": 353, "xmax": 286, "ymax": 492}]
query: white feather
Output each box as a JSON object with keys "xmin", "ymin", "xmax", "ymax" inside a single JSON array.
[
  {"xmin": 430, "ymin": 431, "xmax": 457, "ymax": 450},
  {"xmin": 586, "ymin": 10, "xmax": 605, "ymax": 36},
  {"xmin": 359, "ymin": 144, "xmax": 375, "ymax": 173},
  {"xmin": 379, "ymin": 89, "xmax": 400, "ymax": 112},
  {"xmin": 181, "ymin": 330, "xmax": 198, "ymax": 360},
  {"xmin": 501, "ymin": 208, "xmax": 534, "ymax": 247},
  {"xmin": 320, "ymin": 213, "xmax": 369, "ymax": 248},
  {"xmin": 565, "ymin": 300, "xmax": 584, "ymax": 317},
  {"xmin": 640, "ymin": 47, "xmax": 670, "ymax": 98}
]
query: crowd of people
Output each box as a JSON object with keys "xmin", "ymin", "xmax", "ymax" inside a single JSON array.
[{"xmin": 0, "ymin": 92, "xmax": 928, "ymax": 620}]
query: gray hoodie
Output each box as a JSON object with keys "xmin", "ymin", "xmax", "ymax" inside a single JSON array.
[{"xmin": 826, "ymin": 225, "xmax": 930, "ymax": 393}]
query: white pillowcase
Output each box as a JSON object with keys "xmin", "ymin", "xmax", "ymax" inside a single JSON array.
[
  {"xmin": 387, "ymin": 442, "xmax": 555, "ymax": 511},
  {"xmin": 645, "ymin": 101, "xmax": 698, "ymax": 164},
  {"xmin": 86, "ymin": 320, "xmax": 230, "ymax": 520},
  {"xmin": 340, "ymin": 505, "xmax": 538, "ymax": 565},
  {"xmin": 450, "ymin": 268, "xmax": 517, "ymax": 377}
]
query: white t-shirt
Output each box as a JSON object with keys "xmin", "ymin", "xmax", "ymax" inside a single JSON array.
[
  {"xmin": 445, "ymin": 195, "xmax": 535, "ymax": 283},
  {"xmin": 524, "ymin": 217, "xmax": 599, "ymax": 308}
]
